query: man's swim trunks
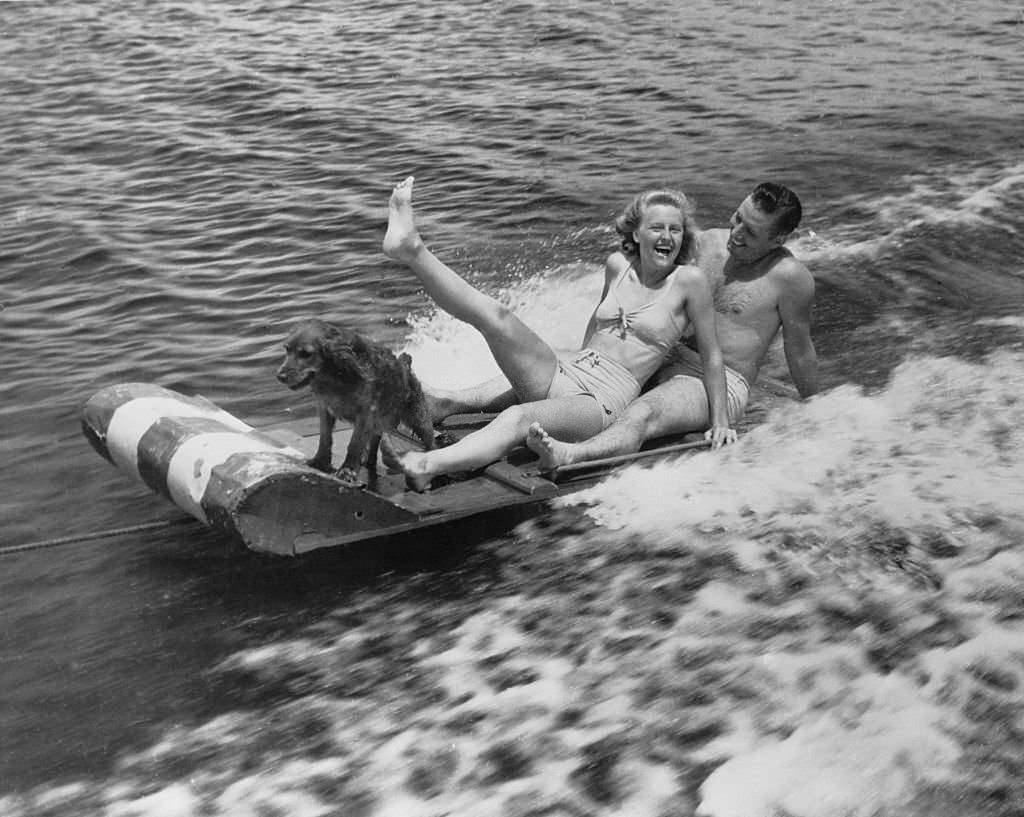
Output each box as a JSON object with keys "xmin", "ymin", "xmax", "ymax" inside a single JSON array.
[
  {"xmin": 656, "ymin": 345, "xmax": 750, "ymax": 423},
  {"xmin": 548, "ymin": 348, "xmax": 642, "ymax": 429}
]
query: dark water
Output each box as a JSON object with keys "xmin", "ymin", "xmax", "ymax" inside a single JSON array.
[{"xmin": 2, "ymin": 1, "xmax": 1023, "ymax": 814}]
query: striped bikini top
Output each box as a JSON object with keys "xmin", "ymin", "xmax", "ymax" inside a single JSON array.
[{"xmin": 591, "ymin": 263, "xmax": 688, "ymax": 383}]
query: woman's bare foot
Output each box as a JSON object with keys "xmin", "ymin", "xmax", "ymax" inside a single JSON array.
[
  {"xmin": 526, "ymin": 422, "xmax": 576, "ymax": 471},
  {"xmin": 380, "ymin": 435, "xmax": 435, "ymax": 492},
  {"xmin": 382, "ymin": 176, "xmax": 423, "ymax": 262}
]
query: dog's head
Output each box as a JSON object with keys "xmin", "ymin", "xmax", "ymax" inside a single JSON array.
[{"xmin": 276, "ymin": 318, "xmax": 369, "ymax": 390}]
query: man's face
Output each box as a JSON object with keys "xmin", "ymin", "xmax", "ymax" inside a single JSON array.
[{"xmin": 726, "ymin": 196, "xmax": 786, "ymax": 262}]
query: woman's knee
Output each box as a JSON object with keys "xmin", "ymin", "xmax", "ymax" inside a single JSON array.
[
  {"xmin": 477, "ymin": 302, "xmax": 524, "ymax": 339},
  {"xmin": 492, "ymin": 404, "xmax": 533, "ymax": 436}
]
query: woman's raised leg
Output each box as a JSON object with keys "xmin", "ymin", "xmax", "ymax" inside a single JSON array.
[{"xmin": 383, "ymin": 176, "xmax": 559, "ymax": 402}]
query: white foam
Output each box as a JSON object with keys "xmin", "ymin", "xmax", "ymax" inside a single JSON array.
[
  {"xmin": 106, "ymin": 783, "xmax": 198, "ymax": 817},
  {"xmin": 698, "ymin": 673, "xmax": 959, "ymax": 817},
  {"xmin": 400, "ymin": 263, "xmax": 603, "ymax": 389}
]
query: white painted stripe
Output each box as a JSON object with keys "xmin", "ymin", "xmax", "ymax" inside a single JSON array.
[
  {"xmin": 166, "ymin": 432, "xmax": 305, "ymax": 523},
  {"xmin": 105, "ymin": 396, "xmax": 256, "ymax": 481}
]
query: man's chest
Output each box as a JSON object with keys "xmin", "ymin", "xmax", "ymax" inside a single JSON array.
[{"xmin": 713, "ymin": 275, "xmax": 775, "ymax": 319}]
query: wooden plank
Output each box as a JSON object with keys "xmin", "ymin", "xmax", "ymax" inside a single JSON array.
[{"xmin": 483, "ymin": 461, "xmax": 559, "ymax": 496}]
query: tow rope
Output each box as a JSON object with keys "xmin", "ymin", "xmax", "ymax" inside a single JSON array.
[{"xmin": 0, "ymin": 517, "xmax": 201, "ymax": 557}]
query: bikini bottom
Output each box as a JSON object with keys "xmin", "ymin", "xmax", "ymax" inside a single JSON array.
[{"xmin": 547, "ymin": 348, "xmax": 641, "ymax": 429}]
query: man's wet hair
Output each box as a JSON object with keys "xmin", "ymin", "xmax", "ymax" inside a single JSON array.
[{"xmin": 751, "ymin": 182, "xmax": 802, "ymax": 236}]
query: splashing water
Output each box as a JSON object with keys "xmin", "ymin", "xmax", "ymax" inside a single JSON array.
[
  {"xmin": 561, "ymin": 350, "xmax": 1024, "ymax": 816},
  {"xmin": 5, "ymin": 349, "xmax": 1023, "ymax": 816},
  {"xmin": 400, "ymin": 261, "xmax": 603, "ymax": 389}
]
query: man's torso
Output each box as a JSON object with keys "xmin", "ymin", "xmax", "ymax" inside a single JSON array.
[{"xmin": 690, "ymin": 228, "xmax": 791, "ymax": 383}]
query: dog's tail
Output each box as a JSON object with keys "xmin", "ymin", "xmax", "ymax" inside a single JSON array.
[
  {"xmin": 397, "ymin": 352, "xmax": 437, "ymax": 449},
  {"xmin": 397, "ymin": 352, "xmax": 421, "ymax": 397}
]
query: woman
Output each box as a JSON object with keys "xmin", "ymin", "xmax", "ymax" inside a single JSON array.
[{"xmin": 382, "ymin": 176, "xmax": 732, "ymax": 490}]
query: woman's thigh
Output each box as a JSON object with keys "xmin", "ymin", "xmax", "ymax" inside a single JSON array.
[
  {"xmin": 479, "ymin": 307, "xmax": 560, "ymax": 402},
  {"xmin": 507, "ymin": 394, "xmax": 607, "ymax": 443}
]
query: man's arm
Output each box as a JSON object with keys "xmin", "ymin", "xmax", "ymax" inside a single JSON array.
[{"xmin": 777, "ymin": 262, "xmax": 819, "ymax": 398}]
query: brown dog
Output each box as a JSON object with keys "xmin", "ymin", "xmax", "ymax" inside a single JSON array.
[{"xmin": 276, "ymin": 318, "xmax": 435, "ymax": 485}]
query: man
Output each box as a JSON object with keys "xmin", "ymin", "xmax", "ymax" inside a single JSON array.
[{"xmin": 429, "ymin": 182, "xmax": 819, "ymax": 469}]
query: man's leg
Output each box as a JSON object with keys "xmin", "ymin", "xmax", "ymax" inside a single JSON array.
[
  {"xmin": 385, "ymin": 394, "xmax": 606, "ymax": 491},
  {"xmin": 526, "ymin": 375, "xmax": 711, "ymax": 469},
  {"xmin": 428, "ymin": 376, "xmax": 517, "ymax": 424}
]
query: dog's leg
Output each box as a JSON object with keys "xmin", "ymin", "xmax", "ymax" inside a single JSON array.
[
  {"xmin": 338, "ymin": 414, "xmax": 375, "ymax": 486},
  {"xmin": 307, "ymin": 405, "xmax": 336, "ymax": 472},
  {"xmin": 366, "ymin": 432, "xmax": 382, "ymax": 472}
]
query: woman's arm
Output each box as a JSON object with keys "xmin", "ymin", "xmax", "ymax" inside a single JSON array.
[
  {"xmin": 580, "ymin": 253, "xmax": 625, "ymax": 347},
  {"xmin": 680, "ymin": 268, "xmax": 736, "ymax": 448}
]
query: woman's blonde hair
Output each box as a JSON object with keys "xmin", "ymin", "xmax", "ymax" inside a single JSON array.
[{"xmin": 614, "ymin": 189, "xmax": 698, "ymax": 264}]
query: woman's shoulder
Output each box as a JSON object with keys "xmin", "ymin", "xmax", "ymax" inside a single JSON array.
[
  {"xmin": 605, "ymin": 250, "xmax": 631, "ymax": 269},
  {"xmin": 604, "ymin": 251, "xmax": 633, "ymax": 279}
]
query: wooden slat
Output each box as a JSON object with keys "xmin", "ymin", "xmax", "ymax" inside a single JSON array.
[{"xmin": 483, "ymin": 461, "xmax": 559, "ymax": 496}]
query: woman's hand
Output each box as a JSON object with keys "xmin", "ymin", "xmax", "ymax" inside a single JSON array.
[{"xmin": 704, "ymin": 425, "xmax": 738, "ymax": 450}]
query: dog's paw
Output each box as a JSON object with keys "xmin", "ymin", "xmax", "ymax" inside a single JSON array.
[
  {"xmin": 334, "ymin": 466, "xmax": 365, "ymax": 488},
  {"xmin": 306, "ymin": 456, "xmax": 333, "ymax": 473}
]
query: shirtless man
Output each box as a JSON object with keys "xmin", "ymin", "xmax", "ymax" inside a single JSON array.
[
  {"xmin": 427, "ymin": 182, "xmax": 818, "ymax": 467},
  {"xmin": 526, "ymin": 181, "xmax": 818, "ymax": 468}
]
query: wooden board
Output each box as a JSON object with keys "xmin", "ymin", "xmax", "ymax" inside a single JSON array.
[
  {"xmin": 84, "ymin": 382, "xmax": 775, "ymax": 557},
  {"xmin": 82, "ymin": 384, "xmax": 640, "ymax": 556},
  {"xmin": 250, "ymin": 413, "xmax": 591, "ymax": 554}
]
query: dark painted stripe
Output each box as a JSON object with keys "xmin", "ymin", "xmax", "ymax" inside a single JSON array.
[
  {"xmin": 136, "ymin": 416, "xmax": 243, "ymax": 498},
  {"xmin": 81, "ymin": 417, "xmax": 113, "ymax": 464},
  {"xmin": 81, "ymin": 383, "xmax": 193, "ymax": 463}
]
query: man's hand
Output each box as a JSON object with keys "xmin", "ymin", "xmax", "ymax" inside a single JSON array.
[{"xmin": 705, "ymin": 425, "xmax": 738, "ymax": 450}]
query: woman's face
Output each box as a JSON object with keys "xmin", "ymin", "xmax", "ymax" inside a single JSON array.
[{"xmin": 633, "ymin": 203, "xmax": 685, "ymax": 274}]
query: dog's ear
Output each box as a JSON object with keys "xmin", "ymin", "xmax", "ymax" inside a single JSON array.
[
  {"xmin": 348, "ymin": 332, "xmax": 371, "ymax": 357},
  {"xmin": 319, "ymin": 324, "xmax": 374, "ymax": 379},
  {"xmin": 320, "ymin": 323, "xmax": 354, "ymax": 355}
]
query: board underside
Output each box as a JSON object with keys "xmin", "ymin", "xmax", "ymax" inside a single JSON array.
[{"xmin": 248, "ymin": 413, "xmax": 607, "ymax": 555}]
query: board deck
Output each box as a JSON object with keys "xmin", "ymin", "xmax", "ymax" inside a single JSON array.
[
  {"xmin": 252, "ymin": 412, "xmax": 608, "ymax": 553},
  {"xmin": 84, "ymin": 381, "xmax": 788, "ymax": 557},
  {"xmin": 84, "ymin": 383, "xmax": 706, "ymax": 556},
  {"xmin": 246, "ymin": 410, "xmax": 715, "ymax": 554}
]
